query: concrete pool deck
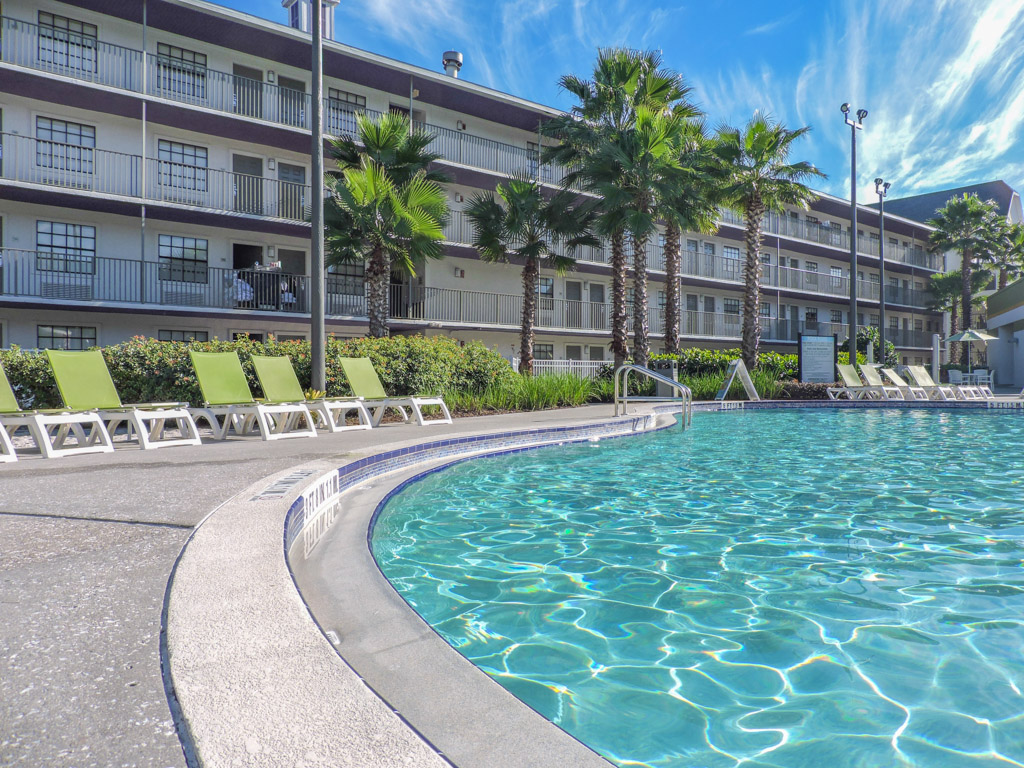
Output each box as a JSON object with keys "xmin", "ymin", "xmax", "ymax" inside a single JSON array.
[
  {"xmin": 1, "ymin": 398, "xmax": 1020, "ymax": 767},
  {"xmin": 0, "ymin": 404, "xmax": 635, "ymax": 768}
]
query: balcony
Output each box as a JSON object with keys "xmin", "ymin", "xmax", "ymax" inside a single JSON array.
[
  {"xmin": 0, "ymin": 250, "xmax": 935, "ymax": 348},
  {"xmin": 0, "ymin": 133, "xmax": 311, "ymax": 221},
  {"xmin": 721, "ymin": 207, "xmax": 943, "ymax": 271}
]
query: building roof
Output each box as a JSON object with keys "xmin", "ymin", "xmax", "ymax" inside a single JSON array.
[{"xmin": 871, "ymin": 180, "xmax": 1021, "ymax": 224}]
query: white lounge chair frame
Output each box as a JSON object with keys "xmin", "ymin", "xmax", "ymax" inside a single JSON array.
[
  {"xmin": 860, "ymin": 365, "xmax": 904, "ymax": 401},
  {"xmin": 0, "ymin": 411, "xmax": 114, "ymax": 459},
  {"xmin": 0, "ymin": 421, "xmax": 16, "ymax": 462},
  {"xmin": 190, "ymin": 402, "xmax": 318, "ymax": 441},
  {"xmin": 827, "ymin": 364, "xmax": 870, "ymax": 400},
  {"xmin": 880, "ymin": 368, "xmax": 929, "ymax": 401},
  {"xmin": 307, "ymin": 399, "xmax": 373, "ymax": 432},
  {"xmin": 100, "ymin": 404, "xmax": 202, "ymax": 449},
  {"xmin": 362, "ymin": 396, "xmax": 452, "ymax": 427},
  {"xmin": 906, "ymin": 366, "xmax": 959, "ymax": 401}
]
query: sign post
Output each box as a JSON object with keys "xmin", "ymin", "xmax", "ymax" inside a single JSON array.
[{"xmin": 799, "ymin": 333, "xmax": 838, "ymax": 383}]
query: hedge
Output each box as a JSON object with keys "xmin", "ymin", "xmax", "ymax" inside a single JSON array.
[
  {"xmin": 649, "ymin": 348, "xmax": 799, "ymax": 379},
  {"xmin": 0, "ymin": 335, "xmax": 516, "ymax": 410}
]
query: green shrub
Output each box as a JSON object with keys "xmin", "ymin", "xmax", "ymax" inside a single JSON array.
[
  {"xmin": 444, "ymin": 373, "xmax": 597, "ymax": 413},
  {"xmin": 781, "ymin": 381, "xmax": 833, "ymax": 399},
  {"xmin": 0, "ymin": 335, "xmax": 516, "ymax": 410},
  {"xmin": 649, "ymin": 348, "xmax": 798, "ymax": 379}
]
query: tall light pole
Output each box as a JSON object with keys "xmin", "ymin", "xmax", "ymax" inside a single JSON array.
[
  {"xmin": 841, "ymin": 103, "xmax": 867, "ymax": 364},
  {"xmin": 310, "ymin": 0, "xmax": 326, "ymax": 391},
  {"xmin": 874, "ymin": 177, "xmax": 891, "ymax": 363}
]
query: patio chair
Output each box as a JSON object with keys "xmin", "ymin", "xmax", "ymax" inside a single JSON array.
[
  {"xmin": 250, "ymin": 355, "xmax": 371, "ymax": 433},
  {"xmin": 188, "ymin": 351, "xmax": 317, "ymax": 440},
  {"xmin": 339, "ymin": 357, "xmax": 452, "ymax": 427},
  {"xmin": 827, "ymin": 364, "xmax": 870, "ymax": 400},
  {"xmin": 905, "ymin": 366, "xmax": 959, "ymax": 401},
  {"xmin": 971, "ymin": 369, "xmax": 995, "ymax": 398},
  {"xmin": 948, "ymin": 369, "xmax": 984, "ymax": 400},
  {"xmin": 46, "ymin": 350, "xmax": 201, "ymax": 450},
  {"xmin": 880, "ymin": 368, "xmax": 930, "ymax": 401},
  {"xmin": 859, "ymin": 364, "xmax": 904, "ymax": 400},
  {"xmin": 0, "ymin": 360, "xmax": 113, "ymax": 459}
]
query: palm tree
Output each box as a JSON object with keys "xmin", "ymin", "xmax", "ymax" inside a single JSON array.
[
  {"xmin": 714, "ymin": 114, "xmax": 824, "ymax": 369},
  {"xmin": 326, "ymin": 112, "xmax": 449, "ymax": 337},
  {"xmin": 927, "ymin": 194, "xmax": 999, "ymax": 348},
  {"xmin": 984, "ymin": 219, "xmax": 1024, "ymax": 290},
  {"xmin": 928, "ymin": 268, "xmax": 991, "ymax": 364},
  {"xmin": 543, "ymin": 48, "xmax": 690, "ymax": 368},
  {"xmin": 660, "ymin": 122, "xmax": 721, "ymax": 355},
  {"xmin": 465, "ymin": 174, "xmax": 598, "ymax": 375}
]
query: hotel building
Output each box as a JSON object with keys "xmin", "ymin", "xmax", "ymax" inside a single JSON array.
[{"xmin": 0, "ymin": 0, "xmax": 945, "ymax": 369}]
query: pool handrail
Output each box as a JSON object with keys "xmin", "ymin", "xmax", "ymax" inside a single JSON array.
[{"xmin": 613, "ymin": 364, "xmax": 692, "ymax": 428}]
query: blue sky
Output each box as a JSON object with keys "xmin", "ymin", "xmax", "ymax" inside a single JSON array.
[{"xmin": 218, "ymin": 0, "xmax": 1024, "ymax": 203}]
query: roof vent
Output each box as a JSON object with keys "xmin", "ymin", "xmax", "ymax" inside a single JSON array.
[
  {"xmin": 282, "ymin": 0, "xmax": 339, "ymax": 40},
  {"xmin": 442, "ymin": 50, "xmax": 463, "ymax": 78}
]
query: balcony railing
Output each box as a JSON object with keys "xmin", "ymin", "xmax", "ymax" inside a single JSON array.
[
  {"xmin": 0, "ymin": 133, "xmax": 311, "ymax": 221},
  {"xmin": 0, "ymin": 250, "xmax": 935, "ymax": 347}
]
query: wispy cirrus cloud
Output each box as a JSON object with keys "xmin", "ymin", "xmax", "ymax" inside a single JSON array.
[{"xmin": 743, "ymin": 11, "xmax": 800, "ymax": 37}]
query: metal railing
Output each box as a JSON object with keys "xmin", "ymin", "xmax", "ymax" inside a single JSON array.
[
  {"xmin": 0, "ymin": 133, "xmax": 311, "ymax": 221},
  {"xmin": 0, "ymin": 16, "xmax": 143, "ymax": 90},
  {"xmin": 0, "ymin": 132, "xmax": 141, "ymax": 197},
  {"xmin": 512, "ymin": 359, "xmax": 607, "ymax": 378},
  {"xmin": 613, "ymin": 364, "xmax": 692, "ymax": 427}
]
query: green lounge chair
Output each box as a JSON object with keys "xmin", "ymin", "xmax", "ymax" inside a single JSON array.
[
  {"xmin": 859, "ymin": 364, "xmax": 904, "ymax": 400},
  {"xmin": 188, "ymin": 351, "xmax": 316, "ymax": 440},
  {"xmin": 250, "ymin": 355, "xmax": 371, "ymax": 433},
  {"xmin": 46, "ymin": 350, "xmax": 201, "ymax": 450},
  {"xmin": 880, "ymin": 368, "xmax": 930, "ymax": 401},
  {"xmin": 905, "ymin": 365, "xmax": 958, "ymax": 401},
  {"xmin": 0, "ymin": 360, "xmax": 113, "ymax": 459},
  {"xmin": 339, "ymin": 357, "xmax": 452, "ymax": 427},
  {"xmin": 827, "ymin": 363, "xmax": 870, "ymax": 400}
]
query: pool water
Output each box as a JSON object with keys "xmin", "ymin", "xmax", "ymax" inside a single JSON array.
[{"xmin": 372, "ymin": 409, "xmax": 1024, "ymax": 767}]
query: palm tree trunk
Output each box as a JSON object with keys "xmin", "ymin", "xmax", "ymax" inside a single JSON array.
[
  {"xmin": 519, "ymin": 258, "xmax": 539, "ymax": 376},
  {"xmin": 611, "ymin": 229, "xmax": 629, "ymax": 368},
  {"xmin": 741, "ymin": 200, "xmax": 765, "ymax": 370},
  {"xmin": 366, "ymin": 245, "xmax": 391, "ymax": 338},
  {"xmin": 999, "ymin": 268, "xmax": 1008, "ymax": 290},
  {"xmin": 949, "ymin": 301, "xmax": 960, "ymax": 365},
  {"xmin": 961, "ymin": 248, "xmax": 972, "ymax": 364},
  {"xmin": 663, "ymin": 223, "xmax": 681, "ymax": 356},
  {"xmin": 632, "ymin": 232, "xmax": 650, "ymax": 367}
]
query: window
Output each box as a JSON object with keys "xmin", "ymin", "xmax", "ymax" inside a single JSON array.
[
  {"xmin": 804, "ymin": 261, "xmax": 817, "ymax": 273},
  {"xmin": 686, "ymin": 239, "xmax": 699, "ymax": 253},
  {"xmin": 538, "ymin": 277, "xmax": 554, "ymax": 310},
  {"xmin": 760, "ymin": 252, "xmax": 771, "ymax": 265},
  {"xmin": 703, "ymin": 242, "xmax": 716, "ymax": 257},
  {"xmin": 36, "ymin": 117, "xmax": 95, "ymax": 174},
  {"xmin": 723, "ymin": 246, "xmax": 740, "ymax": 260},
  {"xmin": 327, "ymin": 262, "xmax": 365, "ymax": 296},
  {"xmin": 830, "ymin": 310, "xmax": 843, "ymax": 323},
  {"xmin": 889, "ymin": 237, "xmax": 898, "ymax": 246},
  {"xmin": 156, "ymin": 43, "xmax": 207, "ymax": 99},
  {"xmin": 231, "ymin": 331, "xmax": 265, "ymax": 342},
  {"xmin": 870, "ymin": 314, "xmax": 879, "ymax": 326},
  {"xmin": 565, "ymin": 344, "xmax": 583, "ymax": 360},
  {"xmin": 890, "ymin": 316, "xmax": 899, "ymax": 329},
  {"xmin": 158, "ymin": 234, "xmax": 208, "ymax": 283},
  {"xmin": 38, "ymin": 12, "xmax": 97, "ymax": 73},
  {"xmin": 533, "ymin": 343, "xmax": 554, "ymax": 360},
  {"xmin": 327, "ymin": 88, "xmax": 368, "ymax": 135},
  {"xmin": 37, "ymin": 325, "xmax": 96, "ymax": 350},
  {"xmin": 158, "ymin": 329, "xmax": 209, "ymax": 342},
  {"xmin": 759, "ymin": 302, "xmax": 771, "ymax": 317},
  {"xmin": 914, "ymin": 319, "xmax": 923, "ymax": 332},
  {"xmin": 657, "ymin": 291, "xmax": 666, "ymax": 309},
  {"xmin": 36, "ymin": 221, "xmax": 96, "ymax": 274},
  {"xmin": 723, "ymin": 298, "xmax": 740, "ymax": 315},
  {"xmin": 157, "ymin": 140, "xmax": 208, "ymax": 197},
  {"xmin": 806, "ymin": 308, "xmax": 818, "ymax": 323},
  {"xmin": 589, "ymin": 346, "xmax": 605, "ymax": 361},
  {"xmin": 275, "ymin": 334, "xmax": 307, "ymax": 342}
]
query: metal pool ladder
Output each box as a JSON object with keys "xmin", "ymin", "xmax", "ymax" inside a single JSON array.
[{"xmin": 613, "ymin": 365, "xmax": 693, "ymax": 429}]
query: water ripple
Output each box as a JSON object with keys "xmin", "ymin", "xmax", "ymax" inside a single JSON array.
[{"xmin": 371, "ymin": 409, "xmax": 1024, "ymax": 767}]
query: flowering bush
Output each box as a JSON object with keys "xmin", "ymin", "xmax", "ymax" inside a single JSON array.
[{"xmin": 0, "ymin": 334, "xmax": 516, "ymax": 409}]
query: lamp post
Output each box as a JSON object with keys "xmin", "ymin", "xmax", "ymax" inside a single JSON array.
[
  {"xmin": 841, "ymin": 103, "xmax": 867, "ymax": 364},
  {"xmin": 310, "ymin": 0, "xmax": 326, "ymax": 391},
  {"xmin": 874, "ymin": 177, "xmax": 891, "ymax": 363}
]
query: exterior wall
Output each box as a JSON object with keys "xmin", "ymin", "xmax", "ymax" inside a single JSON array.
[{"xmin": 0, "ymin": 0, "xmax": 944, "ymax": 359}]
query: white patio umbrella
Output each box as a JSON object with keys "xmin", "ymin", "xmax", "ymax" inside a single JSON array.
[{"xmin": 946, "ymin": 328, "xmax": 996, "ymax": 370}]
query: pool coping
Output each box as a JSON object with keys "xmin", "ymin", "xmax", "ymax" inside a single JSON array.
[{"xmin": 165, "ymin": 399, "xmax": 1023, "ymax": 768}]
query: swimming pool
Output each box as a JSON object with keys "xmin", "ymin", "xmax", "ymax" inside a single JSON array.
[{"xmin": 372, "ymin": 409, "xmax": 1024, "ymax": 768}]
